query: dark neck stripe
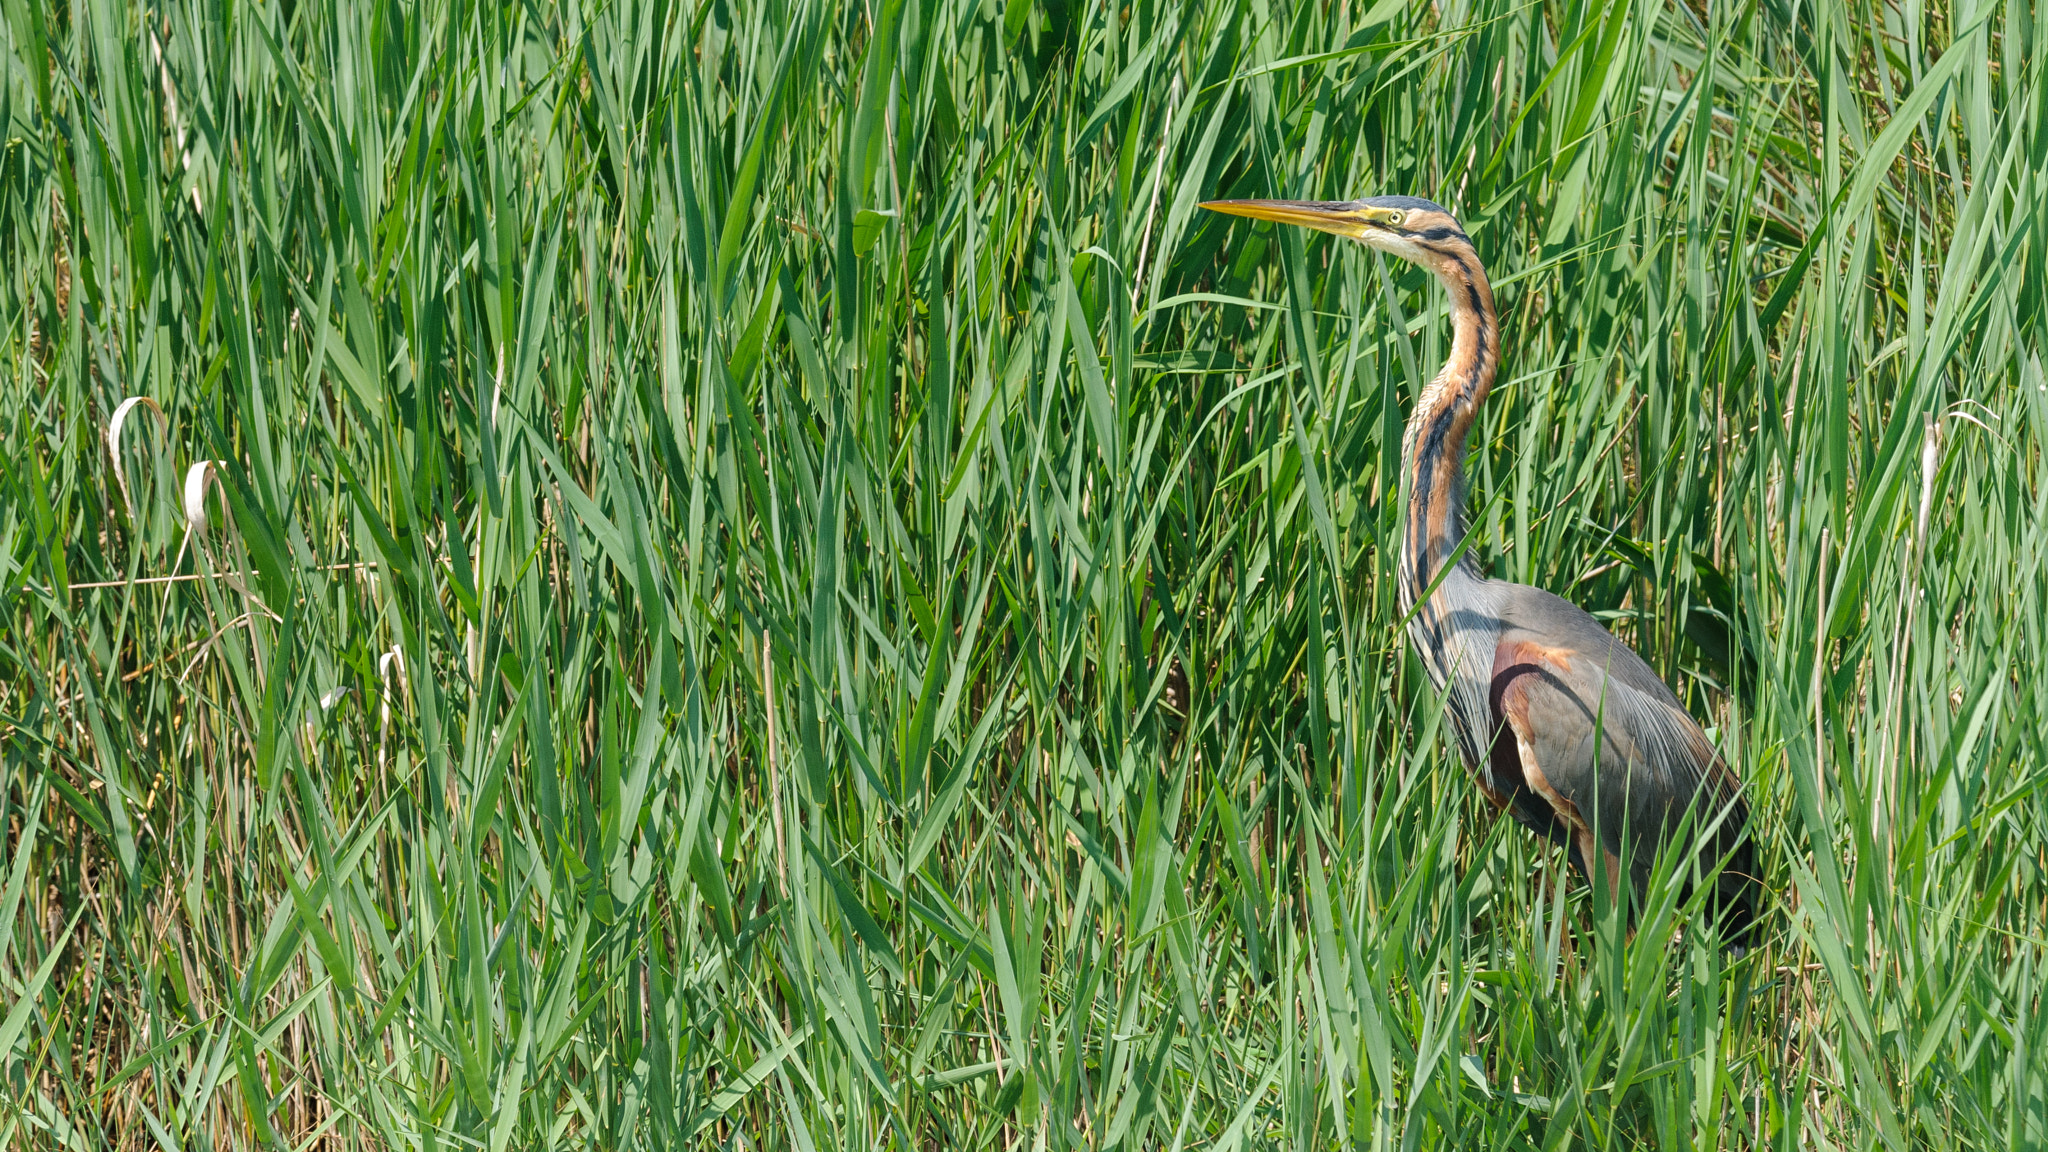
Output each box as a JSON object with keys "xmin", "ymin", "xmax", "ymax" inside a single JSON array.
[{"xmin": 1397, "ymin": 241, "xmax": 1500, "ymax": 621}]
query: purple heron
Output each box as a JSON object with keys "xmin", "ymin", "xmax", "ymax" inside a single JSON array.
[{"xmin": 1200, "ymin": 196, "xmax": 1758, "ymax": 947}]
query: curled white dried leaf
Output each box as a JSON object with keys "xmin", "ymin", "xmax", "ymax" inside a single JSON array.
[
  {"xmin": 106, "ymin": 396, "xmax": 167, "ymax": 518},
  {"xmin": 182, "ymin": 460, "xmax": 221, "ymax": 533},
  {"xmin": 376, "ymin": 646, "xmax": 407, "ymax": 771},
  {"xmin": 378, "ymin": 647, "xmax": 408, "ymax": 709},
  {"xmin": 318, "ymin": 686, "xmax": 353, "ymax": 710}
]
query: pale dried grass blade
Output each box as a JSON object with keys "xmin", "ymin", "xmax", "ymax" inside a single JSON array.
[
  {"xmin": 106, "ymin": 396, "xmax": 167, "ymax": 519},
  {"xmin": 181, "ymin": 459, "xmax": 221, "ymax": 533}
]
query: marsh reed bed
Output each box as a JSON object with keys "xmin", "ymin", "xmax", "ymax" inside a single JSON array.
[{"xmin": 3, "ymin": 0, "xmax": 2046, "ymax": 1145}]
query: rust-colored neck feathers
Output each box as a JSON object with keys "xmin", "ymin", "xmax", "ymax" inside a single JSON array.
[{"xmin": 1397, "ymin": 243, "xmax": 1500, "ymax": 619}]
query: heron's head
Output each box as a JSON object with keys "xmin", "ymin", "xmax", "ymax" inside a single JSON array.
[{"xmin": 1198, "ymin": 195, "xmax": 1474, "ymax": 272}]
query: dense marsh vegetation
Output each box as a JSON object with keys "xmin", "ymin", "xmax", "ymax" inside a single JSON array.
[{"xmin": 4, "ymin": 0, "xmax": 2047, "ymax": 1146}]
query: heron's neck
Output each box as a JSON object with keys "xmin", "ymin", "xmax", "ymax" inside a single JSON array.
[{"xmin": 1398, "ymin": 252, "xmax": 1499, "ymax": 615}]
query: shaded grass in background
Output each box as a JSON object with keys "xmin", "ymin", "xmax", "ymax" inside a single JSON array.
[{"xmin": 3, "ymin": 0, "xmax": 2047, "ymax": 1146}]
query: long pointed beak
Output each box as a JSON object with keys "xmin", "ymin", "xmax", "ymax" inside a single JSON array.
[{"xmin": 1198, "ymin": 199, "xmax": 1370, "ymax": 238}]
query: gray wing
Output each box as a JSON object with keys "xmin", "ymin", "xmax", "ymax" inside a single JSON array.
[{"xmin": 1488, "ymin": 583, "xmax": 1755, "ymax": 929}]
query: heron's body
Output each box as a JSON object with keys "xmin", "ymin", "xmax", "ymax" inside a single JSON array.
[{"xmin": 1202, "ymin": 195, "xmax": 1757, "ymax": 944}]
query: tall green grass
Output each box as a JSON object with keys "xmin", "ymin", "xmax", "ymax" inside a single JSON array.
[{"xmin": 4, "ymin": 0, "xmax": 2045, "ymax": 1146}]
